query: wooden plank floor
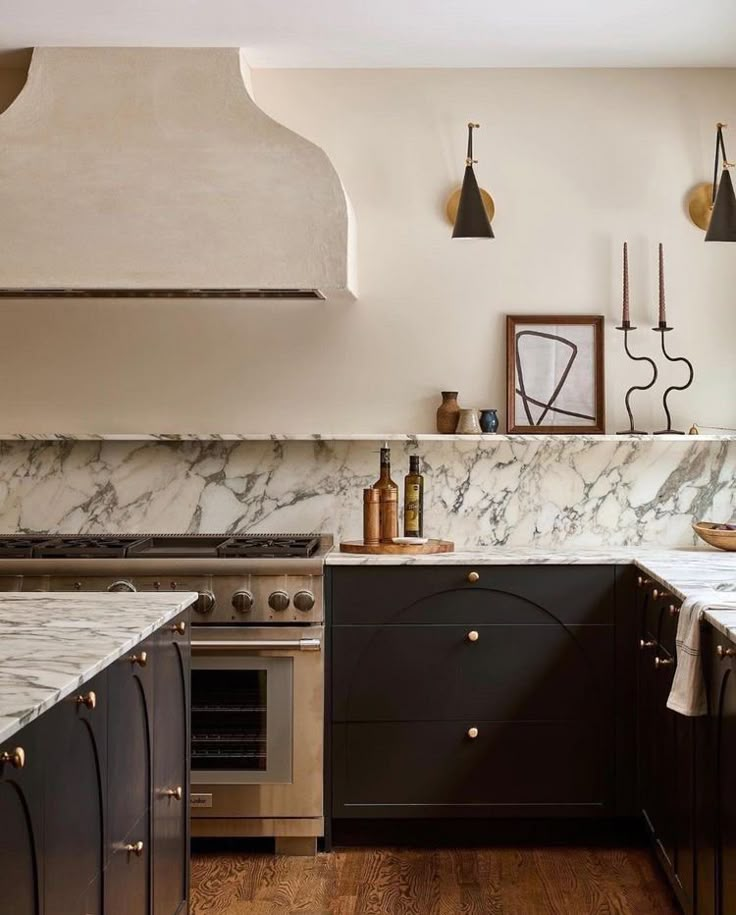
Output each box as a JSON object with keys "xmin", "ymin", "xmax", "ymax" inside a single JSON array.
[{"xmin": 191, "ymin": 846, "xmax": 680, "ymax": 915}]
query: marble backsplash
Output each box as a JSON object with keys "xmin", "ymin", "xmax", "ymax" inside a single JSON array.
[{"xmin": 0, "ymin": 437, "xmax": 734, "ymax": 547}]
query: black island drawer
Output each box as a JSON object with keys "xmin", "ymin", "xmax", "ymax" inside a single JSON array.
[
  {"xmin": 332, "ymin": 719, "xmax": 614, "ymax": 818},
  {"xmin": 332, "ymin": 623, "xmax": 614, "ymax": 722},
  {"xmin": 330, "ymin": 565, "xmax": 615, "ymax": 625}
]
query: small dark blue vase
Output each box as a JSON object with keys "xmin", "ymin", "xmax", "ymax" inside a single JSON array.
[{"xmin": 479, "ymin": 409, "xmax": 499, "ymax": 434}]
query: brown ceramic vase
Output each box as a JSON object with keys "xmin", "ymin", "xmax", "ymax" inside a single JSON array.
[{"xmin": 436, "ymin": 391, "xmax": 460, "ymax": 434}]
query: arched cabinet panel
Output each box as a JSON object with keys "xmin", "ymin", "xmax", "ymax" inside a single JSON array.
[
  {"xmin": 43, "ymin": 671, "xmax": 107, "ymax": 915},
  {"xmin": 0, "ymin": 720, "xmax": 43, "ymax": 915}
]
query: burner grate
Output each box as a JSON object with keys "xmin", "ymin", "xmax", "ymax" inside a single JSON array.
[
  {"xmin": 32, "ymin": 537, "xmax": 149, "ymax": 558},
  {"xmin": 0, "ymin": 537, "xmax": 51, "ymax": 558},
  {"xmin": 217, "ymin": 535, "xmax": 321, "ymax": 558}
]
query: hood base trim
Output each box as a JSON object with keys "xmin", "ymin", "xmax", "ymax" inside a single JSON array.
[{"xmin": 0, "ymin": 288, "xmax": 325, "ymax": 300}]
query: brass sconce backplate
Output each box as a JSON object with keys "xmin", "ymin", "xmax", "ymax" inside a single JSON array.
[
  {"xmin": 686, "ymin": 181, "xmax": 714, "ymax": 231},
  {"xmin": 446, "ymin": 187, "xmax": 495, "ymax": 225}
]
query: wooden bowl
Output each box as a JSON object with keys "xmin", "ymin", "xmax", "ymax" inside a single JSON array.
[{"xmin": 693, "ymin": 521, "xmax": 736, "ymax": 552}]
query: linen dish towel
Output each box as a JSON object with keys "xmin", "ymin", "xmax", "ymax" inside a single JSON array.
[{"xmin": 667, "ymin": 592, "xmax": 736, "ymax": 717}]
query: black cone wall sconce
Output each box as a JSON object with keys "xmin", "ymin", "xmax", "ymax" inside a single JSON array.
[
  {"xmin": 446, "ymin": 122, "xmax": 495, "ymax": 238},
  {"xmin": 687, "ymin": 122, "xmax": 736, "ymax": 241}
]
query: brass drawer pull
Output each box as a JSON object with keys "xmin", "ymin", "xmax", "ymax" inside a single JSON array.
[
  {"xmin": 0, "ymin": 746, "xmax": 25, "ymax": 769},
  {"xmin": 668, "ymin": 604, "xmax": 680, "ymax": 617},
  {"xmin": 124, "ymin": 841, "xmax": 144, "ymax": 856},
  {"xmin": 655, "ymin": 656, "xmax": 674, "ymax": 669},
  {"xmin": 75, "ymin": 691, "xmax": 97, "ymax": 710},
  {"xmin": 637, "ymin": 575, "xmax": 651, "ymax": 589},
  {"xmin": 467, "ymin": 571, "xmax": 480, "ymax": 584},
  {"xmin": 169, "ymin": 621, "xmax": 186, "ymax": 634},
  {"xmin": 466, "ymin": 727, "xmax": 479, "ymax": 739},
  {"xmin": 163, "ymin": 786, "xmax": 183, "ymax": 801},
  {"xmin": 467, "ymin": 630, "xmax": 479, "ymax": 642},
  {"xmin": 129, "ymin": 651, "xmax": 147, "ymax": 667},
  {"xmin": 639, "ymin": 639, "xmax": 656, "ymax": 649},
  {"xmin": 717, "ymin": 645, "xmax": 736, "ymax": 660}
]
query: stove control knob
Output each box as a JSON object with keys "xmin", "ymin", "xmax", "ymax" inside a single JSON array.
[
  {"xmin": 108, "ymin": 580, "xmax": 137, "ymax": 593},
  {"xmin": 232, "ymin": 590, "xmax": 254, "ymax": 614},
  {"xmin": 194, "ymin": 590, "xmax": 216, "ymax": 615},
  {"xmin": 268, "ymin": 590, "xmax": 290, "ymax": 612},
  {"xmin": 294, "ymin": 590, "xmax": 315, "ymax": 612}
]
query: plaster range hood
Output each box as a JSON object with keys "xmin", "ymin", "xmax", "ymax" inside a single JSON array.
[{"xmin": 0, "ymin": 48, "xmax": 356, "ymax": 302}]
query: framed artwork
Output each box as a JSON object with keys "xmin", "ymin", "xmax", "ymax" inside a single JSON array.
[{"xmin": 506, "ymin": 315, "xmax": 605, "ymax": 434}]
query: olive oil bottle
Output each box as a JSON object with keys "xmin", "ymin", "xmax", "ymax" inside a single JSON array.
[{"xmin": 403, "ymin": 455, "xmax": 424, "ymax": 538}]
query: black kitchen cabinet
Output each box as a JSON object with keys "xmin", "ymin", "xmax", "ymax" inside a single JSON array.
[
  {"xmin": 0, "ymin": 717, "xmax": 44, "ymax": 915},
  {"xmin": 703, "ymin": 625, "xmax": 736, "ymax": 915},
  {"xmin": 106, "ymin": 637, "xmax": 154, "ymax": 915},
  {"xmin": 152, "ymin": 620, "xmax": 190, "ymax": 915},
  {"xmin": 44, "ymin": 670, "xmax": 107, "ymax": 915},
  {"xmin": 0, "ymin": 606, "xmax": 190, "ymax": 915},
  {"xmin": 636, "ymin": 580, "xmax": 695, "ymax": 914},
  {"xmin": 330, "ymin": 566, "xmax": 621, "ymax": 820}
]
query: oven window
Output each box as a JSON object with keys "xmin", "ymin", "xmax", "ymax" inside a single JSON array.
[{"xmin": 191, "ymin": 669, "xmax": 268, "ymax": 771}]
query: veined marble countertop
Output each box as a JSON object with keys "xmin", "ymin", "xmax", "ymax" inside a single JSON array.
[
  {"xmin": 0, "ymin": 591, "xmax": 197, "ymax": 745},
  {"xmin": 327, "ymin": 545, "xmax": 736, "ymax": 642}
]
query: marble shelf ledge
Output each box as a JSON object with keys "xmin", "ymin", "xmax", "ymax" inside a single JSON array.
[{"xmin": 0, "ymin": 432, "xmax": 735, "ymax": 443}]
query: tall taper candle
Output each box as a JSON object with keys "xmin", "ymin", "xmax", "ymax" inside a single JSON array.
[
  {"xmin": 658, "ymin": 242, "xmax": 666, "ymax": 326},
  {"xmin": 622, "ymin": 241, "xmax": 630, "ymax": 326}
]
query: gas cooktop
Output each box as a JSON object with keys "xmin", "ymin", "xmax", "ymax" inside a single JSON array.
[{"xmin": 0, "ymin": 534, "xmax": 323, "ymax": 560}]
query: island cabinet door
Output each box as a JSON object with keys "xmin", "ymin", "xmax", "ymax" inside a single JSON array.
[
  {"xmin": 0, "ymin": 718, "xmax": 44, "ymax": 915},
  {"xmin": 43, "ymin": 670, "xmax": 108, "ymax": 915},
  {"xmin": 711, "ymin": 631, "xmax": 736, "ymax": 915},
  {"xmin": 152, "ymin": 612, "xmax": 190, "ymax": 915},
  {"xmin": 106, "ymin": 636, "xmax": 155, "ymax": 915}
]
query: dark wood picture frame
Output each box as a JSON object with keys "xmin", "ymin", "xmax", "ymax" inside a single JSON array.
[{"xmin": 506, "ymin": 315, "xmax": 605, "ymax": 434}]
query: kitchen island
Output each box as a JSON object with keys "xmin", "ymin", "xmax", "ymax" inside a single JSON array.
[{"xmin": 0, "ymin": 591, "xmax": 196, "ymax": 915}]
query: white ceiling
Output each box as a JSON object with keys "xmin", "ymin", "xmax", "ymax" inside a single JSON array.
[{"xmin": 0, "ymin": 0, "xmax": 734, "ymax": 68}]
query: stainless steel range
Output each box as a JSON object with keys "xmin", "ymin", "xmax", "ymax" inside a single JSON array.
[{"xmin": 0, "ymin": 533, "xmax": 330, "ymax": 855}]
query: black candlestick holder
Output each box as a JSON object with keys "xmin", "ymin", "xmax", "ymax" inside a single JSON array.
[
  {"xmin": 651, "ymin": 321, "xmax": 694, "ymax": 435},
  {"xmin": 615, "ymin": 321, "xmax": 658, "ymax": 434}
]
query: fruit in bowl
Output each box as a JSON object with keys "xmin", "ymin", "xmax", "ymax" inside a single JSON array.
[{"xmin": 693, "ymin": 521, "xmax": 736, "ymax": 551}]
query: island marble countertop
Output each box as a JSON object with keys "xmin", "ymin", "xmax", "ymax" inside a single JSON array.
[
  {"xmin": 0, "ymin": 591, "xmax": 197, "ymax": 745},
  {"xmin": 326, "ymin": 545, "xmax": 736, "ymax": 642}
]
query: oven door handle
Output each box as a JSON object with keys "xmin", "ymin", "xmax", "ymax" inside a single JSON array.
[{"xmin": 191, "ymin": 638, "xmax": 321, "ymax": 652}]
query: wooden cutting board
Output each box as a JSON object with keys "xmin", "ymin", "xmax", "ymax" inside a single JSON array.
[{"xmin": 339, "ymin": 539, "xmax": 454, "ymax": 555}]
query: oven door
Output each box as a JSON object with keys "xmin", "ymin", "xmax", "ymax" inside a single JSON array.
[{"xmin": 190, "ymin": 626, "xmax": 323, "ymax": 820}]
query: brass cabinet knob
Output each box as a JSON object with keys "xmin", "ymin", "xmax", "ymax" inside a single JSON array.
[
  {"xmin": 717, "ymin": 644, "xmax": 736, "ymax": 660},
  {"xmin": 467, "ymin": 630, "xmax": 479, "ymax": 642},
  {"xmin": 655, "ymin": 656, "xmax": 674, "ymax": 669},
  {"xmin": 124, "ymin": 841, "xmax": 144, "ymax": 856},
  {"xmin": 652, "ymin": 588, "xmax": 671, "ymax": 602},
  {"xmin": 467, "ymin": 571, "xmax": 480, "ymax": 584},
  {"xmin": 169, "ymin": 620, "xmax": 186, "ymax": 634},
  {"xmin": 637, "ymin": 575, "xmax": 651, "ymax": 589},
  {"xmin": 652, "ymin": 588, "xmax": 659, "ymax": 600},
  {"xmin": 668, "ymin": 604, "xmax": 680, "ymax": 617},
  {"xmin": 75, "ymin": 690, "xmax": 97, "ymax": 710},
  {"xmin": 467, "ymin": 727, "xmax": 479, "ymax": 739},
  {"xmin": 0, "ymin": 746, "xmax": 25, "ymax": 769},
  {"xmin": 129, "ymin": 651, "xmax": 147, "ymax": 667},
  {"xmin": 163, "ymin": 786, "xmax": 183, "ymax": 801},
  {"xmin": 639, "ymin": 639, "xmax": 656, "ymax": 649}
]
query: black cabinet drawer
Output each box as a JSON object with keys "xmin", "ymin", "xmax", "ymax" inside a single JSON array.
[
  {"xmin": 333, "ymin": 624, "xmax": 614, "ymax": 722},
  {"xmin": 333, "ymin": 719, "xmax": 613, "ymax": 817},
  {"xmin": 331, "ymin": 566, "xmax": 615, "ymax": 625}
]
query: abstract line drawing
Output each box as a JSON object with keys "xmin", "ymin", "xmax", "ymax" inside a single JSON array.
[
  {"xmin": 506, "ymin": 315, "xmax": 605, "ymax": 434},
  {"xmin": 515, "ymin": 330, "xmax": 595, "ymax": 426}
]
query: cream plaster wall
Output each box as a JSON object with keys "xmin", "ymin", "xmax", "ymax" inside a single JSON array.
[{"xmin": 0, "ymin": 66, "xmax": 734, "ymax": 434}]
